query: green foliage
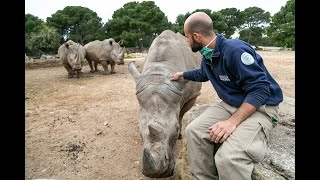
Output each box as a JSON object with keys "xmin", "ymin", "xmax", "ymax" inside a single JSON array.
[
  {"xmin": 25, "ymin": 14, "xmax": 46, "ymax": 35},
  {"xmin": 169, "ymin": 9, "xmax": 230, "ymax": 37},
  {"xmin": 239, "ymin": 7, "xmax": 271, "ymax": 44},
  {"xmin": 25, "ymin": 14, "xmax": 46, "ymax": 55},
  {"xmin": 218, "ymin": 8, "xmax": 243, "ymax": 38},
  {"xmin": 46, "ymin": 6, "xmax": 104, "ymax": 45},
  {"xmin": 29, "ymin": 26, "xmax": 63, "ymax": 56},
  {"xmin": 189, "ymin": 9, "xmax": 229, "ymax": 35},
  {"xmin": 25, "ymin": 0, "xmax": 294, "ymax": 52},
  {"xmin": 267, "ymin": 0, "xmax": 295, "ymax": 49},
  {"xmin": 239, "ymin": 27, "xmax": 264, "ymax": 45},
  {"xmin": 104, "ymin": 1, "xmax": 169, "ymax": 47}
]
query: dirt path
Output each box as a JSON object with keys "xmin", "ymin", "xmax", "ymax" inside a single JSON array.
[{"xmin": 25, "ymin": 50, "xmax": 294, "ymax": 180}]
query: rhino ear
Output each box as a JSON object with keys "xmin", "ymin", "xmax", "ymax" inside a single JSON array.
[
  {"xmin": 64, "ymin": 43, "xmax": 69, "ymax": 49},
  {"xmin": 128, "ymin": 61, "xmax": 141, "ymax": 83},
  {"xmin": 118, "ymin": 39, "xmax": 123, "ymax": 45},
  {"xmin": 109, "ymin": 40, "xmax": 113, "ymax": 46}
]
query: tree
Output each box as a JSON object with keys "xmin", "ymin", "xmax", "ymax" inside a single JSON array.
[
  {"xmin": 104, "ymin": 1, "xmax": 169, "ymax": 48},
  {"xmin": 239, "ymin": 27, "xmax": 264, "ymax": 45},
  {"xmin": 239, "ymin": 7, "xmax": 271, "ymax": 44},
  {"xmin": 25, "ymin": 14, "xmax": 45, "ymax": 35},
  {"xmin": 170, "ymin": 13, "xmax": 191, "ymax": 35},
  {"xmin": 29, "ymin": 25, "xmax": 63, "ymax": 56},
  {"xmin": 267, "ymin": 0, "xmax": 295, "ymax": 49},
  {"xmin": 46, "ymin": 6, "xmax": 104, "ymax": 45},
  {"xmin": 170, "ymin": 9, "xmax": 228, "ymax": 37},
  {"xmin": 25, "ymin": 14, "xmax": 46, "ymax": 55},
  {"xmin": 218, "ymin": 8, "xmax": 243, "ymax": 38}
]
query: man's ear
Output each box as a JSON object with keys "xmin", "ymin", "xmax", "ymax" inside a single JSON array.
[{"xmin": 193, "ymin": 33, "xmax": 201, "ymax": 42}]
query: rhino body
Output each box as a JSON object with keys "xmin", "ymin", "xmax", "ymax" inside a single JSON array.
[
  {"xmin": 84, "ymin": 38, "xmax": 125, "ymax": 75},
  {"xmin": 128, "ymin": 30, "xmax": 202, "ymax": 178},
  {"xmin": 58, "ymin": 40, "xmax": 86, "ymax": 78}
]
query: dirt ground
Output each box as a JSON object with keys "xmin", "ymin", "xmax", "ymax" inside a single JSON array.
[{"xmin": 25, "ymin": 50, "xmax": 295, "ymax": 180}]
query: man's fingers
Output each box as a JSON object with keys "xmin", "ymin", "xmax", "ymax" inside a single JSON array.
[
  {"xmin": 219, "ymin": 132, "xmax": 230, "ymax": 143},
  {"xmin": 213, "ymin": 130, "xmax": 225, "ymax": 143}
]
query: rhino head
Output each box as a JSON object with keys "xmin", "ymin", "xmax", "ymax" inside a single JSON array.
[
  {"xmin": 65, "ymin": 42, "xmax": 83, "ymax": 77},
  {"xmin": 108, "ymin": 39, "xmax": 125, "ymax": 65},
  {"xmin": 128, "ymin": 62, "xmax": 187, "ymax": 178}
]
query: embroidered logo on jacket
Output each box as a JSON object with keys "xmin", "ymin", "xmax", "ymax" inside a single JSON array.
[
  {"xmin": 241, "ymin": 52, "xmax": 254, "ymax": 65},
  {"xmin": 219, "ymin": 75, "xmax": 230, "ymax": 81}
]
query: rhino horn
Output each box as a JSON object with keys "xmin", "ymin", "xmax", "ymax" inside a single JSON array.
[
  {"xmin": 148, "ymin": 123, "xmax": 164, "ymax": 142},
  {"xmin": 148, "ymin": 124, "xmax": 161, "ymax": 136},
  {"xmin": 128, "ymin": 61, "xmax": 141, "ymax": 83},
  {"xmin": 119, "ymin": 47, "xmax": 125, "ymax": 55}
]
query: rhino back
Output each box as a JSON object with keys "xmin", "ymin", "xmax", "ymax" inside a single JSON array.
[
  {"xmin": 140, "ymin": 30, "xmax": 202, "ymax": 101},
  {"xmin": 143, "ymin": 30, "xmax": 201, "ymax": 75},
  {"xmin": 84, "ymin": 40, "xmax": 114, "ymax": 62}
]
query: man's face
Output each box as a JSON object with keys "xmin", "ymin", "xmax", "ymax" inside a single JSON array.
[{"xmin": 184, "ymin": 28, "xmax": 202, "ymax": 52}]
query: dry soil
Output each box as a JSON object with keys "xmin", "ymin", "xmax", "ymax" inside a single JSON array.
[{"xmin": 25, "ymin": 50, "xmax": 294, "ymax": 180}]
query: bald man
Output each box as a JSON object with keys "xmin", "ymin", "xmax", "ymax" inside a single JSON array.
[{"xmin": 170, "ymin": 12, "xmax": 283, "ymax": 180}]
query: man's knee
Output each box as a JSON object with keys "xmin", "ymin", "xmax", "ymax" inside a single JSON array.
[
  {"xmin": 215, "ymin": 148, "xmax": 233, "ymax": 168},
  {"xmin": 185, "ymin": 120, "xmax": 197, "ymax": 137}
]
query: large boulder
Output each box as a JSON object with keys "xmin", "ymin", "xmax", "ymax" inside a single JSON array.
[{"xmin": 174, "ymin": 96, "xmax": 295, "ymax": 180}]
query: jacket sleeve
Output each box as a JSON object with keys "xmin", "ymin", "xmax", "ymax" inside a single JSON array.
[
  {"xmin": 183, "ymin": 60, "xmax": 209, "ymax": 82},
  {"xmin": 228, "ymin": 48, "xmax": 271, "ymax": 109}
]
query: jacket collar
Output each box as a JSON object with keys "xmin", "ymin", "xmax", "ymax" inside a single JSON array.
[
  {"xmin": 211, "ymin": 33, "xmax": 225, "ymax": 58},
  {"xmin": 201, "ymin": 33, "xmax": 225, "ymax": 61}
]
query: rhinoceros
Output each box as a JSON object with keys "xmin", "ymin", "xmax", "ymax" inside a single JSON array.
[
  {"xmin": 128, "ymin": 30, "xmax": 202, "ymax": 178},
  {"xmin": 58, "ymin": 40, "xmax": 86, "ymax": 78},
  {"xmin": 84, "ymin": 38, "xmax": 125, "ymax": 75}
]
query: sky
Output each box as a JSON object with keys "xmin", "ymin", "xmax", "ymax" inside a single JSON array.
[{"xmin": 25, "ymin": 0, "xmax": 289, "ymax": 24}]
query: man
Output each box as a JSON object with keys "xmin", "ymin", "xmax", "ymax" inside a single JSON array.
[{"xmin": 170, "ymin": 12, "xmax": 283, "ymax": 180}]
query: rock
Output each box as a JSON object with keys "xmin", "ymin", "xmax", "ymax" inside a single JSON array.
[{"xmin": 174, "ymin": 96, "xmax": 295, "ymax": 180}]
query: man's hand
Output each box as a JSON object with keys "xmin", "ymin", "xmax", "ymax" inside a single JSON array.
[
  {"xmin": 209, "ymin": 120, "xmax": 237, "ymax": 143},
  {"xmin": 170, "ymin": 72, "xmax": 183, "ymax": 81},
  {"xmin": 209, "ymin": 102, "xmax": 256, "ymax": 143}
]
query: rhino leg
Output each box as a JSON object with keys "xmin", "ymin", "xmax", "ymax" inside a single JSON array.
[
  {"xmin": 87, "ymin": 60, "xmax": 95, "ymax": 73},
  {"xmin": 75, "ymin": 71, "xmax": 82, "ymax": 78},
  {"xmin": 63, "ymin": 63, "xmax": 74, "ymax": 78},
  {"xmin": 110, "ymin": 62, "xmax": 116, "ymax": 74},
  {"xmin": 94, "ymin": 61, "xmax": 99, "ymax": 72},
  {"xmin": 100, "ymin": 60, "xmax": 110, "ymax": 75}
]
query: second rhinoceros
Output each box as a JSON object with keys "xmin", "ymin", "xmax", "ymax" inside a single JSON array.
[
  {"xmin": 84, "ymin": 38, "xmax": 125, "ymax": 75},
  {"xmin": 58, "ymin": 40, "xmax": 86, "ymax": 78},
  {"xmin": 128, "ymin": 30, "xmax": 202, "ymax": 178}
]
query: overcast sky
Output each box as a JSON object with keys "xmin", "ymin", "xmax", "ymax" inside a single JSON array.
[{"xmin": 25, "ymin": 0, "xmax": 289, "ymax": 23}]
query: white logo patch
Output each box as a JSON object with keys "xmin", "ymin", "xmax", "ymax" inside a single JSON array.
[
  {"xmin": 241, "ymin": 52, "xmax": 254, "ymax": 65},
  {"xmin": 219, "ymin": 75, "xmax": 230, "ymax": 81}
]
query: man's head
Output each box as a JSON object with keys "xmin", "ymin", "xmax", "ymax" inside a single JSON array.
[{"xmin": 184, "ymin": 12, "xmax": 214, "ymax": 52}]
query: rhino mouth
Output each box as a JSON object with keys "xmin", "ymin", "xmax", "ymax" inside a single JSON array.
[
  {"xmin": 117, "ymin": 62, "xmax": 124, "ymax": 65},
  {"xmin": 73, "ymin": 69, "xmax": 82, "ymax": 78},
  {"xmin": 141, "ymin": 148, "xmax": 174, "ymax": 178}
]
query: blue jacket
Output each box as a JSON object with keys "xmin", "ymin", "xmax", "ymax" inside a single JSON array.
[{"xmin": 183, "ymin": 34, "xmax": 283, "ymax": 109}]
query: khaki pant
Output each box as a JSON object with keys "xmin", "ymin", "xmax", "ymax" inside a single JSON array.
[{"xmin": 186, "ymin": 101, "xmax": 279, "ymax": 180}]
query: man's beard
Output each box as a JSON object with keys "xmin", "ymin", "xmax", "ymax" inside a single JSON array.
[{"xmin": 191, "ymin": 36, "xmax": 203, "ymax": 52}]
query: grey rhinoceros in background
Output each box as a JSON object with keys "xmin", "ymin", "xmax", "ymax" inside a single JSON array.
[
  {"xmin": 58, "ymin": 40, "xmax": 86, "ymax": 78},
  {"xmin": 128, "ymin": 30, "xmax": 202, "ymax": 178},
  {"xmin": 84, "ymin": 38, "xmax": 125, "ymax": 75}
]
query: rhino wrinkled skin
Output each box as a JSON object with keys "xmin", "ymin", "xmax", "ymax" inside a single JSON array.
[
  {"xmin": 128, "ymin": 30, "xmax": 202, "ymax": 178},
  {"xmin": 84, "ymin": 38, "xmax": 125, "ymax": 75},
  {"xmin": 58, "ymin": 40, "xmax": 86, "ymax": 78}
]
